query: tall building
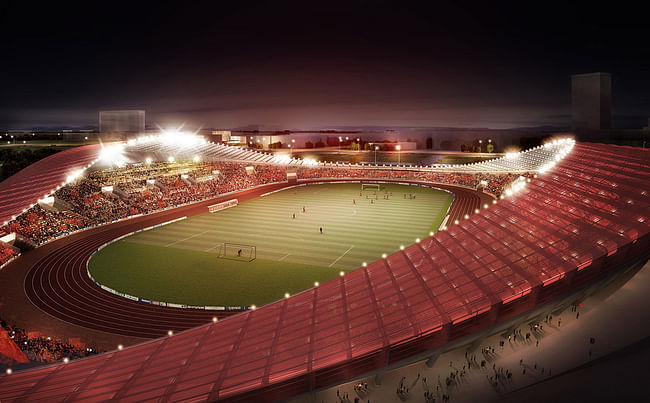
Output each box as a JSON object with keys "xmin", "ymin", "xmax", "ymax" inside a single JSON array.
[
  {"xmin": 571, "ymin": 73, "xmax": 612, "ymax": 131},
  {"xmin": 99, "ymin": 110, "xmax": 145, "ymax": 136}
]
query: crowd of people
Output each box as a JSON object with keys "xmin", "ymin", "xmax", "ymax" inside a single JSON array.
[
  {"xmin": 295, "ymin": 167, "xmax": 524, "ymax": 196},
  {"xmin": 0, "ymin": 316, "xmax": 97, "ymax": 364},
  {"xmin": 2, "ymin": 205, "xmax": 90, "ymax": 245},
  {"xmin": 0, "ymin": 160, "xmax": 526, "ymax": 246},
  {"xmin": 0, "ymin": 241, "xmax": 19, "ymax": 265}
]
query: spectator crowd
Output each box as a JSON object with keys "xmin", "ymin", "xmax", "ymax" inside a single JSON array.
[
  {"xmin": 0, "ymin": 160, "xmax": 526, "ymax": 246},
  {"xmin": 0, "ymin": 241, "xmax": 19, "ymax": 265},
  {"xmin": 1, "ymin": 316, "xmax": 97, "ymax": 364}
]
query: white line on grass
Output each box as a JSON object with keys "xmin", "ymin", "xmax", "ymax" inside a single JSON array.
[
  {"xmin": 166, "ymin": 229, "xmax": 212, "ymax": 248},
  {"xmin": 204, "ymin": 244, "xmax": 220, "ymax": 253},
  {"xmin": 279, "ymin": 253, "xmax": 291, "ymax": 261},
  {"xmin": 329, "ymin": 245, "xmax": 354, "ymax": 267}
]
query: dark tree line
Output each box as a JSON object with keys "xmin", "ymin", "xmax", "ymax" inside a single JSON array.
[{"xmin": 0, "ymin": 147, "xmax": 64, "ymax": 182}]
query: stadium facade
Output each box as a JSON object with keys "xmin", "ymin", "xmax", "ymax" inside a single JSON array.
[{"xmin": 0, "ymin": 136, "xmax": 647, "ymax": 402}]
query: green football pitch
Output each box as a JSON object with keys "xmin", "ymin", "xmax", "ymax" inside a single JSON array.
[{"xmin": 89, "ymin": 183, "xmax": 453, "ymax": 307}]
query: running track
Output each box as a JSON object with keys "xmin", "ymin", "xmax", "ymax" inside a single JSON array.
[{"xmin": 16, "ymin": 180, "xmax": 490, "ymax": 339}]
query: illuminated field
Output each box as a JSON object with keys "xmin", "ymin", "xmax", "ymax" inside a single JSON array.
[{"xmin": 89, "ymin": 183, "xmax": 453, "ymax": 306}]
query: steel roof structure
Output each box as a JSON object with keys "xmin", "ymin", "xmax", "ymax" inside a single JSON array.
[
  {"xmin": 116, "ymin": 135, "xmax": 574, "ymax": 172},
  {"xmin": 0, "ymin": 142, "xmax": 648, "ymax": 402},
  {"xmin": 0, "ymin": 145, "xmax": 100, "ymax": 226}
]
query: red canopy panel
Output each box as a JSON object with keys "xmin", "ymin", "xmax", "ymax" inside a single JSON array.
[{"xmin": 0, "ymin": 145, "xmax": 100, "ymax": 225}]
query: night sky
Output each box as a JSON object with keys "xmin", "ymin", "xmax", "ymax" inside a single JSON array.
[{"xmin": 1, "ymin": 1, "xmax": 648, "ymax": 130}]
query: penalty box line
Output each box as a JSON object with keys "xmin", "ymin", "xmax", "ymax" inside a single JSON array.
[{"xmin": 329, "ymin": 245, "xmax": 354, "ymax": 267}]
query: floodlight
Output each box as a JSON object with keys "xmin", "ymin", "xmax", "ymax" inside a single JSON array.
[
  {"xmin": 167, "ymin": 330, "xmax": 173, "ymax": 336},
  {"xmin": 118, "ymin": 344, "xmax": 123, "ymax": 350}
]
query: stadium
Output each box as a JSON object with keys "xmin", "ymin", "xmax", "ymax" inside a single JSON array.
[{"xmin": 0, "ymin": 133, "xmax": 648, "ymax": 402}]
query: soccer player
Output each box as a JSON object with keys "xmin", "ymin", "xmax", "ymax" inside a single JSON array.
[
  {"xmin": 319, "ymin": 227, "xmax": 323, "ymax": 234},
  {"xmin": 292, "ymin": 213, "xmax": 296, "ymax": 219},
  {"xmin": 302, "ymin": 206, "xmax": 306, "ymax": 213},
  {"xmin": 353, "ymin": 199, "xmax": 356, "ymax": 204},
  {"xmin": 237, "ymin": 249, "xmax": 242, "ymax": 257}
]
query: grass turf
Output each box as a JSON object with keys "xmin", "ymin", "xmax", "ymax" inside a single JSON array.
[{"xmin": 89, "ymin": 183, "xmax": 453, "ymax": 306}]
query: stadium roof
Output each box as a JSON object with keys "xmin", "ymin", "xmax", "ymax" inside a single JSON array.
[
  {"xmin": 112, "ymin": 134, "xmax": 574, "ymax": 171},
  {"xmin": 0, "ymin": 142, "xmax": 647, "ymax": 402},
  {"xmin": 0, "ymin": 145, "xmax": 100, "ymax": 226}
]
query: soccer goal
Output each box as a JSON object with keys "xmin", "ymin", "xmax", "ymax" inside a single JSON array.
[
  {"xmin": 361, "ymin": 183, "xmax": 381, "ymax": 192},
  {"xmin": 216, "ymin": 243, "xmax": 256, "ymax": 262}
]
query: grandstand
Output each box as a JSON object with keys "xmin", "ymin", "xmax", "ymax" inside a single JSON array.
[{"xmin": 0, "ymin": 135, "xmax": 647, "ymax": 402}]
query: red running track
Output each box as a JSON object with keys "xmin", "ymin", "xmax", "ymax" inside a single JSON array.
[{"xmin": 20, "ymin": 180, "xmax": 487, "ymax": 339}]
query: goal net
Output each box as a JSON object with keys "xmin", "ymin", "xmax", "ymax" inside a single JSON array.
[
  {"xmin": 361, "ymin": 183, "xmax": 381, "ymax": 191},
  {"xmin": 216, "ymin": 243, "xmax": 256, "ymax": 262}
]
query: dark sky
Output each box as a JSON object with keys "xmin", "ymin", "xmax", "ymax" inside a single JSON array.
[{"xmin": 1, "ymin": 1, "xmax": 648, "ymax": 130}]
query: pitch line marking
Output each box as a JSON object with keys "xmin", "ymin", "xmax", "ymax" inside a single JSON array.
[
  {"xmin": 165, "ymin": 229, "xmax": 212, "ymax": 248},
  {"xmin": 279, "ymin": 253, "xmax": 291, "ymax": 261},
  {"xmin": 329, "ymin": 245, "xmax": 354, "ymax": 267},
  {"xmin": 204, "ymin": 244, "xmax": 220, "ymax": 253}
]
